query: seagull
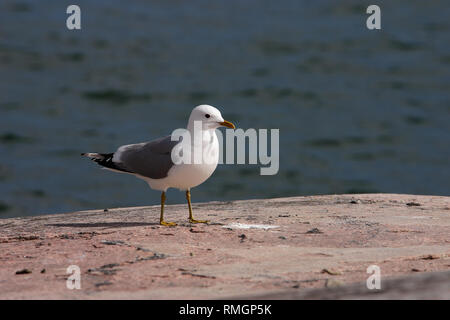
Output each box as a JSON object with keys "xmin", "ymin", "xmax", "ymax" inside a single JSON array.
[{"xmin": 82, "ymin": 105, "xmax": 235, "ymax": 226}]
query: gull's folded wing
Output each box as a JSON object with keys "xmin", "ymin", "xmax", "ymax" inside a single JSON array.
[{"xmin": 114, "ymin": 135, "xmax": 181, "ymax": 179}]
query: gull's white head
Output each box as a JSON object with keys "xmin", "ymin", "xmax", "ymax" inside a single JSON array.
[{"xmin": 188, "ymin": 105, "xmax": 235, "ymax": 130}]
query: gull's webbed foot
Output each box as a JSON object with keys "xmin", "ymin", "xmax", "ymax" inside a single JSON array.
[
  {"xmin": 189, "ymin": 218, "xmax": 209, "ymax": 224},
  {"xmin": 160, "ymin": 220, "xmax": 177, "ymax": 227}
]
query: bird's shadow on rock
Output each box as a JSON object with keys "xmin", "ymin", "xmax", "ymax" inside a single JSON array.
[{"xmin": 46, "ymin": 222, "xmax": 157, "ymax": 228}]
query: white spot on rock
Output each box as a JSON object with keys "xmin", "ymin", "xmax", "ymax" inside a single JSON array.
[{"xmin": 222, "ymin": 223, "xmax": 279, "ymax": 230}]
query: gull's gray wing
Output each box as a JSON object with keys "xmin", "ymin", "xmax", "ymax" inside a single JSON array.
[{"xmin": 114, "ymin": 135, "xmax": 181, "ymax": 179}]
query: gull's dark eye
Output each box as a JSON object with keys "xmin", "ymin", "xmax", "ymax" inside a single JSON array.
[{"xmin": 205, "ymin": 114, "xmax": 210, "ymax": 118}]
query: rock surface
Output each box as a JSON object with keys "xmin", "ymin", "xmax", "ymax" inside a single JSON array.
[{"xmin": 0, "ymin": 194, "xmax": 449, "ymax": 299}]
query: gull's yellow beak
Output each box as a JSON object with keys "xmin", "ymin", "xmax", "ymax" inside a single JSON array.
[{"xmin": 219, "ymin": 120, "xmax": 235, "ymax": 129}]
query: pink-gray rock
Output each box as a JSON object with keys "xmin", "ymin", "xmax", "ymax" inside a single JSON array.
[{"xmin": 0, "ymin": 194, "xmax": 449, "ymax": 299}]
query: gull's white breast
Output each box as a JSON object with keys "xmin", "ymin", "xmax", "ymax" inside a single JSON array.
[{"xmin": 142, "ymin": 130, "xmax": 219, "ymax": 191}]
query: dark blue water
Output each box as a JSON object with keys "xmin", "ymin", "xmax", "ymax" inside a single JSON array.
[{"xmin": 1, "ymin": 0, "xmax": 449, "ymax": 218}]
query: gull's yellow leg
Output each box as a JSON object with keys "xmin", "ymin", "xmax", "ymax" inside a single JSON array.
[
  {"xmin": 186, "ymin": 190, "xmax": 208, "ymax": 224},
  {"xmin": 160, "ymin": 191, "xmax": 176, "ymax": 226}
]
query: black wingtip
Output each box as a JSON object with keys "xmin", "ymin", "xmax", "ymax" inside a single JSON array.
[{"xmin": 81, "ymin": 153, "xmax": 86, "ymax": 156}]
